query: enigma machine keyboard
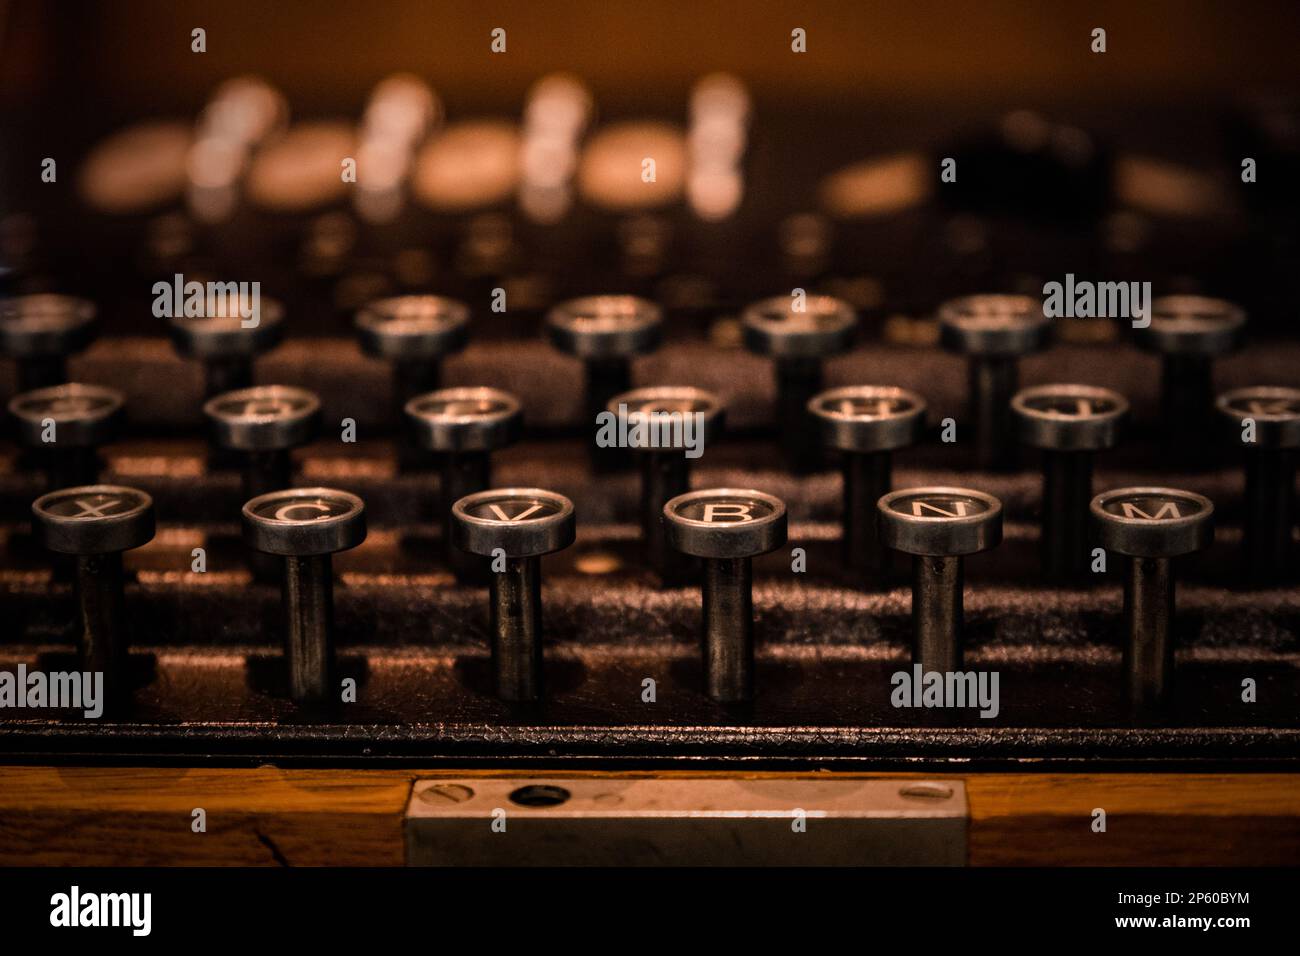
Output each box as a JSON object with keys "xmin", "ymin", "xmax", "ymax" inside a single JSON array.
[{"xmin": 0, "ymin": 1, "xmax": 1298, "ymax": 871}]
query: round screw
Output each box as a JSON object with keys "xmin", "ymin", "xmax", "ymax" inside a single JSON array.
[
  {"xmin": 1215, "ymin": 386, "xmax": 1300, "ymax": 582},
  {"xmin": 416, "ymin": 783, "xmax": 476, "ymax": 805},
  {"xmin": 938, "ymin": 294, "xmax": 1051, "ymax": 471},
  {"xmin": 169, "ymin": 295, "xmax": 285, "ymax": 400},
  {"xmin": 355, "ymin": 295, "xmax": 470, "ymax": 427},
  {"xmin": 31, "ymin": 484, "xmax": 155, "ymax": 712},
  {"xmin": 9, "ymin": 383, "xmax": 124, "ymax": 490},
  {"xmin": 608, "ymin": 386, "xmax": 725, "ymax": 585},
  {"xmin": 741, "ymin": 294, "xmax": 857, "ymax": 472},
  {"xmin": 1012, "ymin": 383, "xmax": 1129, "ymax": 581},
  {"xmin": 547, "ymin": 295, "xmax": 662, "ymax": 471},
  {"xmin": 1135, "ymin": 295, "xmax": 1246, "ymax": 444},
  {"xmin": 451, "ymin": 487, "xmax": 576, "ymax": 703},
  {"xmin": 242, "ymin": 487, "xmax": 367, "ymax": 706},
  {"xmin": 808, "ymin": 385, "xmax": 927, "ymax": 588},
  {"xmin": 663, "ymin": 488, "xmax": 787, "ymax": 702},
  {"xmin": 0, "ymin": 294, "xmax": 98, "ymax": 392},
  {"xmin": 878, "ymin": 487, "xmax": 1003, "ymax": 672},
  {"xmin": 1091, "ymin": 486, "xmax": 1214, "ymax": 715},
  {"xmin": 405, "ymin": 387, "xmax": 523, "ymax": 583}
]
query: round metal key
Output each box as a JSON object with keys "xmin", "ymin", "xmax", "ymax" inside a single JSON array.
[
  {"xmin": 407, "ymin": 389, "xmax": 525, "ymax": 582},
  {"xmin": 207, "ymin": 387, "xmax": 322, "ymax": 582},
  {"xmin": 1216, "ymin": 386, "xmax": 1300, "ymax": 449},
  {"xmin": 242, "ymin": 487, "xmax": 366, "ymax": 707},
  {"xmin": 548, "ymin": 296, "xmax": 663, "ymax": 472},
  {"xmin": 879, "ymin": 485, "xmax": 1003, "ymax": 673},
  {"xmin": 0, "ymin": 294, "xmax": 98, "ymax": 357},
  {"xmin": 938, "ymin": 293, "xmax": 1051, "ymax": 470},
  {"xmin": 663, "ymin": 487, "xmax": 789, "ymax": 703},
  {"xmin": 9, "ymin": 383, "xmax": 124, "ymax": 448},
  {"xmin": 1137, "ymin": 295, "xmax": 1247, "ymax": 356},
  {"xmin": 808, "ymin": 385, "xmax": 927, "ymax": 454},
  {"xmin": 878, "ymin": 487, "xmax": 1004, "ymax": 556},
  {"xmin": 405, "ymin": 387, "xmax": 523, "ymax": 453},
  {"xmin": 610, "ymin": 386, "xmax": 725, "ymax": 451},
  {"xmin": 355, "ymin": 295, "xmax": 470, "ymax": 361},
  {"xmin": 809, "ymin": 386, "xmax": 927, "ymax": 587},
  {"xmin": 938, "ymin": 294, "xmax": 1051, "ymax": 356},
  {"xmin": 1012, "ymin": 383, "xmax": 1128, "ymax": 579},
  {"xmin": 1090, "ymin": 487, "xmax": 1214, "ymax": 558},
  {"xmin": 742, "ymin": 294, "xmax": 857, "ymax": 472},
  {"xmin": 204, "ymin": 385, "xmax": 321, "ymax": 451},
  {"xmin": 1089, "ymin": 485, "xmax": 1215, "ymax": 715},
  {"xmin": 0, "ymin": 295, "xmax": 98, "ymax": 391},
  {"xmin": 741, "ymin": 295, "xmax": 857, "ymax": 359},
  {"xmin": 451, "ymin": 487, "xmax": 577, "ymax": 703},
  {"xmin": 546, "ymin": 295, "xmax": 662, "ymax": 359},
  {"xmin": 169, "ymin": 295, "xmax": 285, "ymax": 358},
  {"xmin": 1215, "ymin": 385, "xmax": 1300, "ymax": 581},
  {"xmin": 1012, "ymin": 383, "xmax": 1129, "ymax": 452},
  {"xmin": 663, "ymin": 488, "xmax": 787, "ymax": 560},
  {"xmin": 452, "ymin": 488, "xmax": 576, "ymax": 558},
  {"xmin": 32, "ymin": 485, "xmax": 155, "ymax": 555},
  {"xmin": 242, "ymin": 487, "xmax": 367, "ymax": 556},
  {"xmin": 1136, "ymin": 295, "xmax": 1247, "ymax": 454},
  {"xmin": 31, "ymin": 483, "xmax": 155, "ymax": 713},
  {"xmin": 609, "ymin": 387, "xmax": 725, "ymax": 584}
]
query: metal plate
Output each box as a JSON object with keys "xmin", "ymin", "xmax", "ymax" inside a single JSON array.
[{"xmin": 405, "ymin": 776, "xmax": 967, "ymax": 865}]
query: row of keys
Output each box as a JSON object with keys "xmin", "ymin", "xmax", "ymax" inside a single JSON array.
[
  {"xmin": 10, "ymin": 377, "xmax": 1297, "ymax": 584},
  {"xmin": 28, "ymin": 480, "xmax": 1217, "ymax": 716},
  {"xmin": 0, "ymin": 290, "xmax": 1251, "ymax": 442}
]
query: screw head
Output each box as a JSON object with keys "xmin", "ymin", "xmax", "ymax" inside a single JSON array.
[
  {"xmin": 1215, "ymin": 386, "xmax": 1300, "ymax": 449},
  {"xmin": 546, "ymin": 295, "xmax": 662, "ymax": 359},
  {"xmin": 451, "ymin": 487, "xmax": 576, "ymax": 557},
  {"xmin": 242, "ymin": 487, "xmax": 367, "ymax": 556},
  {"xmin": 607, "ymin": 386, "xmax": 725, "ymax": 452},
  {"xmin": 0, "ymin": 294, "xmax": 97, "ymax": 358},
  {"xmin": 899, "ymin": 783, "xmax": 955, "ymax": 800},
  {"xmin": 1090, "ymin": 486, "xmax": 1214, "ymax": 558},
  {"xmin": 1136, "ymin": 295, "xmax": 1246, "ymax": 355},
  {"xmin": 355, "ymin": 295, "xmax": 470, "ymax": 361},
  {"xmin": 878, "ymin": 487, "xmax": 1003, "ymax": 556},
  {"xmin": 168, "ymin": 296, "xmax": 285, "ymax": 358},
  {"xmin": 938, "ymin": 294, "xmax": 1051, "ymax": 356},
  {"xmin": 404, "ymin": 387, "xmax": 522, "ymax": 452},
  {"xmin": 741, "ymin": 295, "xmax": 856, "ymax": 359},
  {"xmin": 8, "ymin": 383, "xmax": 124, "ymax": 448},
  {"xmin": 1011, "ymin": 383, "xmax": 1129, "ymax": 451},
  {"xmin": 204, "ymin": 385, "xmax": 321, "ymax": 451},
  {"xmin": 31, "ymin": 484, "xmax": 155, "ymax": 555},
  {"xmin": 663, "ymin": 487, "xmax": 788, "ymax": 559},
  {"xmin": 415, "ymin": 782, "xmax": 476, "ymax": 805},
  {"xmin": 808, "ymin": 385, "xmax": 927, "ymax": 453}
]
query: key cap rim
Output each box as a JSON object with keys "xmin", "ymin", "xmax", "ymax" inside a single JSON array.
[
  {"xmin": 32, "ymin": 484, "xmax": 155, "ymax": 555},
  {"xmin": 878, "ymin": 486, "xmax": 1004, "ymax": 556},
  {"xmin": 663, "ymin": 487, "xmax": 788, "ymax": 559},
  {"xmin": 808, "ymin": 385, "xmax": 927, "ymax": 453}
]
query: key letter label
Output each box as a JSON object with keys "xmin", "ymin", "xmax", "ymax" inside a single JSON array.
[
  {"xmin": 911, "ymin": 500, "xmax": 968, "ymax": 518},
  {"xmin": 1120, "ymin": 501, "xmax": 1180, "ymax": 520},
  {"xmin": 74, "ymin": 497, "xmax": 120, "ymax": 518},
  {"xmin": 274, "ymin": 502, "xmax": 330, "ymax": 521},
  {"xmin": 702, "ymin": 503, "xmax": 752, "ymax": 523},
  {"xmin": 488, "ymin": 502, "xmax": 544, "ymax": 522}
]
